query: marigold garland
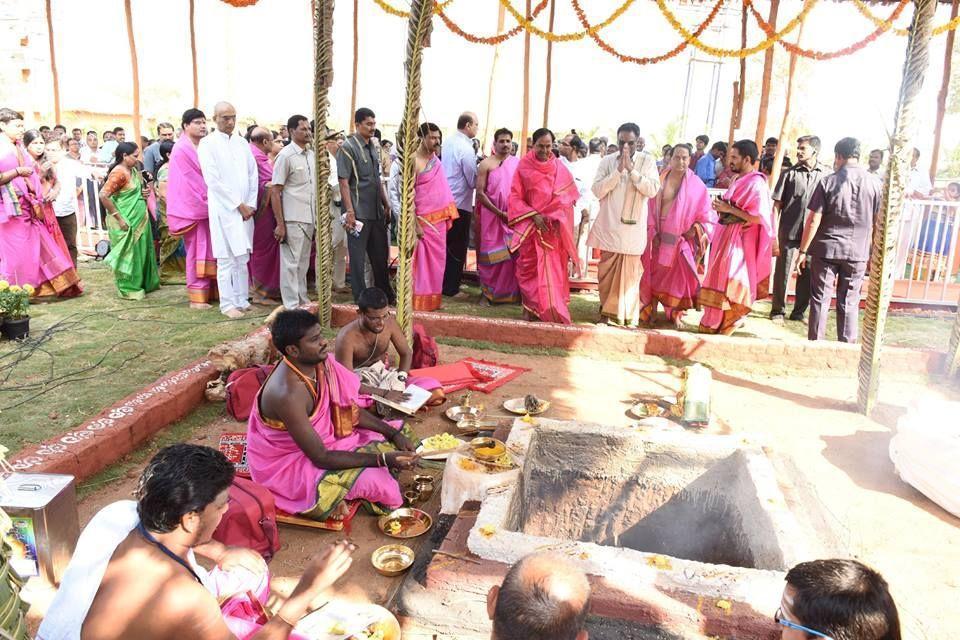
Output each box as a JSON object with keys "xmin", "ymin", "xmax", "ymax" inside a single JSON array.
[
  {"xmin": 435, "ymin": 0, "xmax": 549, "ymax": 45},
  {"xmin": 498, "ymin": 0, "xmax": 635, "ymax": 42},
  {"xmin": 371, "ymin": 0, "xmax": 455, "ymax": 18},
  {"xmin": 851, "ymin": 0, "xmax": 960, "ymax": 36},
  {"xmin": 747, "ymin": 0, "xmax": 910, "ymax": 60},
  {"xmin": 571, "ymin": 0, "xmax": 723, "ymax": 65},
  {"xmin": 658, "ymin": 0, "xmax": 817, "ymax": 58},
  {"xmin": 218, "ymin": 0, "xmax": 259, "ymax": 6}
]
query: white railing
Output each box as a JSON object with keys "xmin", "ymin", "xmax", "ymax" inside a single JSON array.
[
  {"xmin": 894, "ymin": 199, "xmax": 960, "ymax": 305},
  {"xmin": 75, "ymin": 165, "xmax": 109, "ymax": 256}
]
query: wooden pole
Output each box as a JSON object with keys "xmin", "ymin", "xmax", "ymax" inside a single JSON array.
[
  {"xmin": 930, "ymin": 0, "xmax": 959, "ymax": 181},
  {"xmin": 769, "ymin": 20, "xmax": 806, "ymax": 190},
  {"xmin": 737, "ymin": 1, "xmax": 747, "ymax": 129},
  {"xmin": 482, "ymin": 3, "xmax": 507, "ymax": 149},
  {"xmin": 755, "ymin": 0, "xmax": 780, "ymax": 148},
  {"xmin": 728, "ymin": 81, "xmax": 739, "ymax": 150},
  {"xmin": 45, "ymin": 0, "xmax": 61, "ymax": 126},
  {"xmin": 521, "ymin": 0, "xmax": 532, "ymax": 152},
  {"xmin": 858, "ymin": 0, "xmax": 937, "ymax": 414},
  {"xmin": 396, "ymin": 0, "xmax": 435, "ymax": 341},
  {"xmin": 314, "ymin": 0, "xmax": 335, "ymax": 327},
  {"xmin": 542, "ymin": 0, "xmax": 556, "ymax": 128},
  {"xmin": 948, "ymin": 289, "xmax": 960, "ymax": 377},
  {"xmin": 124, "ymin": 0, "xmax": 141, "ymax": 149},
  {"xmin": 189, "ymin": 0, "xmax": 199, "ymax": 108},
  {"xmin": 350, "ymin": 0, "xmax": 359, "ymax": 133}
]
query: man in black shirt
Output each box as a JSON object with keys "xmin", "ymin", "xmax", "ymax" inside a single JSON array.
[{"xmin": 770, "ymin": 135, "xmax": 829, "ymax": 322}]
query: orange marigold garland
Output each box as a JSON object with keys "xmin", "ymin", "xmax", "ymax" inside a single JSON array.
[
  {"xmin": 747, "ymin": 0, "xmax": 910, "ymax": 59},
  {"xmin": 436, "ymin": 0, "xmax": 549, "ymax": 45},
  {"xmin": 219, "ymin": 0, "xmax": 259, "ymax": 6},
  {"xmin": 571, "ymin": 0, "xmax": 724, "ymax": 65}
]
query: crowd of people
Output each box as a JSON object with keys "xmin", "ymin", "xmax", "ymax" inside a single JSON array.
[{"xmin": 2, "ymin": 102, "xmax": 955, "ymax": 342}]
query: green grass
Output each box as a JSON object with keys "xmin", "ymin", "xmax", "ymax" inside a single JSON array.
[{"xmin": 0, "ymin": 262, "xmax": 270, "ymax": 455}]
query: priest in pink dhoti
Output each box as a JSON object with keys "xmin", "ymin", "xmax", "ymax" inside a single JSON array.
[
  {"xmin": 166, "ymin": 109, "xmax": 217, "ymax": 308},
  {"xmin": 640, "ymin": 143, "xmax": 718, "ymax": 328},
  {"xmin": 699, "ymin": 139, "xmax": 774, "ymax": 335},
  {"xmin": 247, "ymin": 309, "xmax": 419, "ymax": 520},
  {"xmin": 476, "ymin": 128, "xmax": 520, "ymax": 305},
  {"xmin": 247, "ymin": 127, "xmax": 281, "ymax": 302},
  {"xmin": 507, "ymin": 128, "xmax": 579, "ymax": 324},
  {"xmin": 409, "ymin": 123, "xmax": 458, "ymax": 312}
]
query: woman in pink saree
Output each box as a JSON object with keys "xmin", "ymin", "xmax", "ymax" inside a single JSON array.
[
  {"xmin": 507, "ymin": 129, "xmax": 579, "ymax": 324},
  {"xmin": 476, "ymin": 131, "xmax": 521, "ymax": 304},
  {"xmin": 699, "ymin": 140, "xmax": 774, "ymax": 335},
  {"xmin": 640, "ymin": 144, "xmax": 717, "ymax": 327},
  {"xmin": 0, "ymin": 112, "xmax": 83, "ymax": 298}
]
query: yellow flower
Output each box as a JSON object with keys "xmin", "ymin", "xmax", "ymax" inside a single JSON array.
[
  {"xmin": 9, "ymin": 285, "xmax": 21, "ymax": 293},
  {"xmin": 0, "ymin": 280, "xmax": 8, "ymax": 291},
  {"xmin": 23, "ymin": 284, "xmax": 35, "ymax": 295}
]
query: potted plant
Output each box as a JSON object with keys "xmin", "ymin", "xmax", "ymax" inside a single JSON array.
[{"xmin": 0, "ymin": 281, "xmax": 33, "ymax": 340}]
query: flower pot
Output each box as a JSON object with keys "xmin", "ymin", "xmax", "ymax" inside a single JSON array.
[{"xmin": 0, "ymin": 316, "xmax": 29, "ymax": 340}]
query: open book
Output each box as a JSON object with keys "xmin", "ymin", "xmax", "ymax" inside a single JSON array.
[{"xmin": 371, "ymin": 383, "xmax": 432, "ymax": 415}]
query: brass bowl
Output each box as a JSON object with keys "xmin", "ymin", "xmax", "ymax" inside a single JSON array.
[
  {"xmin": 378, "ymin": 507, "xmax": 433, "ymax": 538},
  {"xmin": 503, "ymin": 397, "xmax": 551, "ymax": 416},
  {"xmin": 470, "ymin": 437, "xmax": 507, "ymax": 461},
  {"xmin": 371, "ymin": 544, "xmax": 415, "ymax": 577},
  {"xmin": 445, "ymin": 404, "xmax": 483, "ymax": 422}
]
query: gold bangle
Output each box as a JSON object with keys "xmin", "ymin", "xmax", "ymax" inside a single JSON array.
[{"xmin": 275, "ymin": 611, "xmax": 298, "ymax": 627}]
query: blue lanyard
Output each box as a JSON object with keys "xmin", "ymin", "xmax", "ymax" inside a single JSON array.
[{"xmin": 137, "ymin": 522, "xmax": 203, "ymax": 584}]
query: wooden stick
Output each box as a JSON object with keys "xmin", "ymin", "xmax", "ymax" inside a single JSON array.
[
  {"xmin": 124, "ymin": 0, "xmax": 141, "ymax": 150},
  {"xmin": 482, "ymin": 3, "xmax": 507, "ymax": 149},
  {"xmin": 755, "ymin": 0, "xmax": 780, "ymax": 148},
  {"xmin": 930, "ymin": 0, "xmax": 958, "ymax": 181},
  {"xmin": 432, "ymin": 549, "xmax": 482, "ymax": 565},
  {"xmin": 350, "ymin": 0, "xmax": 359, "ymax": 133},
  {"xmin": 769, "ymin": 20, "xmax": 806, "ymax": 190},
  {"xmin": 542, "ymin": 0, "xmax": 556, "ymax": 128},
  {"xmin": 189, "ymin": 0, "xmax": 199, "ymax": 108},
  {"xmin": 521, "ymin": 0, "xmax": 532, "ymax": 153},
  {"xmin": 736, "ymin": 3, "xmax": 747, "ymax": 129},
  {"xmin": 45, "ymin": 0, "xmax": 61, "ymax": 126}
]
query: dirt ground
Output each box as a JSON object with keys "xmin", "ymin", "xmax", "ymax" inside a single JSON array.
[{"xmin": 28, "ymin": 344, "xmax": 960, "ymax": 639}]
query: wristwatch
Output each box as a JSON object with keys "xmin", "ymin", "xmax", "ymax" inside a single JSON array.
[{"xmin": 397, "ymin": 371, "xmax": 408, "ymax": 382}]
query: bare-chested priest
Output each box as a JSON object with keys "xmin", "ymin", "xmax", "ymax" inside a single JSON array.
[
  {"xmin": 334, "ymin": 287, "xmax": 444, "ymax": 408},
  {"xmin": 39, "ymin": 443, "xmax": 357, "ymax": 640}
]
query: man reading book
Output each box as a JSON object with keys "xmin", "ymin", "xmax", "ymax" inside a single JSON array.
[
  {"xmin": 334, "ymin": 287, "xmax": 444, "ymax": 411},
  {"xmin": 247, "ymin": 309, "xmax": 418, "ymax": 521}
]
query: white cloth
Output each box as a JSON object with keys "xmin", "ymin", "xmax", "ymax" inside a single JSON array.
[
  {"xmin": 909, "ymin": 168, "xmax": 933, "ymax": 197},
  {"xmin": 53, "ymin": 157, "xmax": 83, "ymax": 217},
  {"xmin": 198, "ymin": 129, "xmax": 258, "ymax": 259},
  {"xmin": 587, "ymin": 150, "xmax": 660, "ymax": 256},
  {"xmin": 889, "ymin": 399, "xmax": 960, "ymax": 518},
  {"xmin": 218, "ymin": 254, "xmax": 251, "ymax": 313}
]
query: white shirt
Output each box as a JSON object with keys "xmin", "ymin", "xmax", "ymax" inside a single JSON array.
[
  {"xmin": 909, "ymin": 167, "xmax": 932, "ymax": 197},
  {"xmin": 587, "ymin": 151, "xmax": 660, "ymax": 255},
  {"xmin": 388, "ymin": 160, "xmax": 402, "ymax": 216},
  {"xmin": 197, "ymin": 129, "xmax": 258, "ymax": 258},
  {"xmin": 52, "ymin": 157, "xmax": 85, "ymax": 217},
  {"xmin": 441, "ymin": 130, "xmax": 477, "ymax": 212}
]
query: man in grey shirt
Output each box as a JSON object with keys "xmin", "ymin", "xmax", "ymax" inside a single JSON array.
[
  {"xmin": 143, "ymin": 122, "xmax": 175, "ymax": 174},
  {"xmin": 337, "ymin": 107, "xmax": 394, "ymax": 303},
  {"xmin": 797, "ymin": 137, "xmax": 882, "ymax": 343}
]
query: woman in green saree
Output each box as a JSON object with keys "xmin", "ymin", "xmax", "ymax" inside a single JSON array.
[{"xmin": 99, "ymin": 142, "xmax": 160, "ymax": 299}]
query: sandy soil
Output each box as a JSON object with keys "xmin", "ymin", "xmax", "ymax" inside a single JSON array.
[{"xmin": 29, "ymin": 344, "xmax": 960, "ymax": 639}]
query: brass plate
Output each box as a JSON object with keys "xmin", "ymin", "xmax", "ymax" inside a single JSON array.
[{"xmin": 378, "ymin": 508, "xmax": 433, "ymax": 539}]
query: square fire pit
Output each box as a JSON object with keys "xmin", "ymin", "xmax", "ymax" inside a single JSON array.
[{"xmin": 463, "ymin": 420, "xmax": 835, "ymax": 638}]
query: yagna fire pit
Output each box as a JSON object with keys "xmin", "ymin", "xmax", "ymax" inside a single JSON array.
[{"xmin": 466, "ymin": 420, "xmax": 837, "ymax": 638}]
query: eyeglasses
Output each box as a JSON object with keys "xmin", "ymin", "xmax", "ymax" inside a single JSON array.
[{"xmin": 774, "ymin": 607, "xmax": 834, "ymax": 640}]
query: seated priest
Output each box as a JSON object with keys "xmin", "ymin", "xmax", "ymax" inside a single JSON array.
[
  {"xmin": 246, "ymin": 309, "xmax": 419, "ymax": 521},
  {"xmin": 38, "ymin": 443, "xmax": 357, "ymax": 640},
  {"xmin": 334, "ymin": 286, "xmax": 444, "ymax": 411}
]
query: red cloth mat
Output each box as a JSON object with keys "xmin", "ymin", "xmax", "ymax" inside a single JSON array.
[
  {"xmin": 412, "ymin": 358, "xmax": 529, "ymax": 394},
  {"xmin": 219, "ymin": 432, "xmax": 250, "ymax": 477},
  {"xmin": 462, "ymin": 357, "xmax": 529, "ymax": 393}
]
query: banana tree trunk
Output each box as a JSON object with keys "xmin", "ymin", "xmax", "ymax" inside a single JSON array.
[{"xmin": 858, "ymin": 0, "xmax": 937, "ymax": 413}]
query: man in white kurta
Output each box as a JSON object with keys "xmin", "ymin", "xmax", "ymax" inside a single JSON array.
[
  {"xmin": 197, "ymin": 102, "xmax": 258, "ymax": 318},
  {"xmin": 587, "ymin": 123, "xmax": 660, "ymax": 327}
]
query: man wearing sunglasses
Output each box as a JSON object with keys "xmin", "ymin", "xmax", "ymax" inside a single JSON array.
[{"xmin": 777, "ymin": 559, "xmax": 901, "ymax": 640}]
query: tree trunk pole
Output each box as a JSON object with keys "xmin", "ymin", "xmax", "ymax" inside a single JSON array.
[
  {"xmin": 737, "ymin": 1, "xmax": 747, "ymax": 129},
  {"xmin": 482, "ymin": 3, "xmax": 507, "ymax": 149},
  {"xmin": 755, "ymin": 0, "xmax": 780, "ymax": 148},
  {"xmin": 395, "ymin": 0, "xmax": 435, "ymax": 342},
  {"xmin": 858, "ymin": 0, "xmax": 937, "ymax": 414},
  {"xmin": 948, "ymin": 290, "xmax": 960, "ymax": 377},
  {"xmin": 314, "ymin": 0, "xmax": 336, "ymax": 328},
  {"xmin": 542, "ymin": 0, "xmax": 556, "ymax": 128},
  {"xmin": 769, "ymin": 20, "xmax": 806, "ymax": 190},
  {"xmin": 45, "ymin": 0, "xmax": 61, "ymax": 126},
  {"xmin": 189, "ymin": 0, "xmax": 199, "ymax": 108},
  {"xmin": 350, "ymin": 0, "xmax": 359, "ymax": 133},
  {"xmin": 930, "ymin": 0, "xmax": 958, "ymax": 181},
  {"xmin": 521, "ymin": 0, "xmax": 532, "ymax": 153},
  {"xmin": 728, "ymin": 81, "xmax": 739, "ymax": 150},
  {"xmin": 124, "ymin": 0, "xmax": 141, "ymax": 148}
]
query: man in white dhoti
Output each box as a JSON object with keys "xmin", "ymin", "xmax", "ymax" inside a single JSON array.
[
  {"xmin": 587, "ymin": 122, "xmax": 660, "ymax": 327},
  {"xmin": 197, "ymin": 101, "xmax": 258, "ymax": 318}
]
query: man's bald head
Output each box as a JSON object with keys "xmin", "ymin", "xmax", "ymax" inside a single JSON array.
[
  {"xmin": 457, "ymin": 111, "xmax": 479, "ymax": 138},
  {"xmin": 212, "ymin": 101, "xmax": 237, "ymax": 135},
  {"xmin": 488, "ymin": 553, "xmax": 591, "ymax": 640},
  {"xmin": 249, "ymin": 126, "xmax": 272, "ymax": 152}
]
